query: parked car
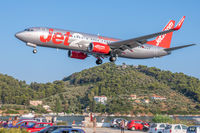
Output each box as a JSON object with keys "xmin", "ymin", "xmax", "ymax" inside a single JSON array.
[
  {"xmin": 34, "ymin": 117, "xmax": 47, "ymax": 123},
  {"xmin": 26, "ymin": 122, "xmax": 53, "ymax": 132},
  {"xmin": 51, "ymin": 128, "xmax": 85, "ymax": 133},
  {"xmin": 164, "ymin": 124, "xmax": 188, "ymax": 133},
  {"xmin": 35, "ymin": 125, "xmax": 72, "ymax": 133},
  {"xmin": 16, "ymin": 120, "xmax": 38, "ymax": 128},
  {"xmin": 127, "ymin": 120, "xmax": 150, "ymax": 131},
  {"xmin": 148, "ymin": 123, "xmax": 168, "ymax": 133},
  {"xmin": 187, "ymin": 126, "xmax": 200, "ymax": 133},
  {"xmin": 110, "ymin": 118, "xmax": 128, "ymax": 128}
]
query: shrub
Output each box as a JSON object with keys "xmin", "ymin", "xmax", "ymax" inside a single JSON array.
[
  {"xmin": 152, "ymin": 115, "xmax": 173, "ymax": 123},
  {"xmin": 0, "ymin": 128, "xmax": 28, "ymax": 133},
  {"xmin": 4, "ymin": 109, "xmax": 19, "ymax": 114}
]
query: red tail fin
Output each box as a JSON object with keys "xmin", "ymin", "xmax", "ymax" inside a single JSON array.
[{"xmin": 147, "ymin": 20, "xmax": 175, "ymax": 48}]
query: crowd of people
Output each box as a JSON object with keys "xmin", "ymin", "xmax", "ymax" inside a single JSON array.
[{"xmin": 0, "ymin": 116, "xmax": 20, "ymax": 128}]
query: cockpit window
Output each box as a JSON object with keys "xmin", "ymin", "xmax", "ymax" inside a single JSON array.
[{"xmin": 24, "ymin": 28, "xmax": 34, "ymax": 31}]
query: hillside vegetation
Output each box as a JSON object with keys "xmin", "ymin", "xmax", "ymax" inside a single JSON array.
[{"xmin": 0, "ymin": 63, "xmax": 200, "ymax": 115}]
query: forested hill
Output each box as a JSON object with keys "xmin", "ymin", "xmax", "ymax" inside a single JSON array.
[
  {"xmin": 64, "ymin": 63, "xmax": 200, "ymax": 102},
  {"xmin": 0, "ymin": 63, "xmax": 200, "ymax": 115},
  {"xmin": 62, "ymin": 63, "xmax": 200, "ymax": 114}
]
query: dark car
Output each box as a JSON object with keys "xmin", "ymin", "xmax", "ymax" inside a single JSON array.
[
  {"xmin": 51, "ymin": 128, "xmax": 85, "ymax": 133},
  {"xmin": 35, "ymin": 125, "xmax": 72, "ymax": 133}
]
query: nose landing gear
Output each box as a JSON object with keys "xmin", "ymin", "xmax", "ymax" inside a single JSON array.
[{"xmin": 33, "ymin": 49, "xmax": 37, "ymax": 54}]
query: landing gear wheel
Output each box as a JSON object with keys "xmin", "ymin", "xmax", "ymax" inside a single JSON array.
[
  {"xmin": 96, "ymin": 59, "xmax": 103, "ymax": 65},
  {"xmin": 33, "ymin": 49, "xmax": 37, "ymax": 54},
  {"xmin": 109, "ymin": 56, "xmax": 117, "ymax": 62}
]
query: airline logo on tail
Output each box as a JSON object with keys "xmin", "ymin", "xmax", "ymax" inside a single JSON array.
[
  {"xmin": 147, "ymin": 20, "xmax": 175, "ymax": 48},
  {"xmin": 155, "ymin": 21, "xmax": 174, "ymax": 46},
  {"xmin": 147, "ymin": 16, "xmax": 186, "ymax": 48}
]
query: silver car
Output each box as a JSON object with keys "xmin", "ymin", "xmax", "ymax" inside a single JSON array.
[
  {"xmin": 149, "ymin": 123, "xmax": 168, "ymax": 133},
  {"xmin": 110, "ymin": 118, "xmax": 128, "ymax": 128},
  {"xmin": 164, "ymin": 124, "xmax": 188, "ymax": 133}
]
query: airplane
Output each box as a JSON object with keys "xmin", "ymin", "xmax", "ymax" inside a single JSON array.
[{"xmin": 15, "ymin": 16, "xmax": 195, "ymax": 65}]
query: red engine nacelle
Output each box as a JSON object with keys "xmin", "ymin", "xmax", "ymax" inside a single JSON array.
[
  {"xmin": 88, "ymin": 42, "xmax": 110, "ymax": 54},
  {"xmin": 68, "ymin": 50, "xmax": 87, "ymax": 60}
]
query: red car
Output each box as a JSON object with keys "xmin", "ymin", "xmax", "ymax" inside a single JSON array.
[
  {"xmin": 127, "ymin": 120, "xmax": 149, "ymax": 131},
  {"xmin": 26, "ymin": 122, "xmax": 53, "ymax": 133}
]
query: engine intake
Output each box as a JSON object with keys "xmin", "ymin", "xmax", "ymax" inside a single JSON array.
[
  {"xmin": 68, "ymin": 50, "xmax": 87, "ymax": 60},
  {"xmin": 88, "ymin": 42, "xmax": 110, "ymax": 54}
]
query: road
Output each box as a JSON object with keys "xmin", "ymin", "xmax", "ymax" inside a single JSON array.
[{"xmin": 81, "ymin": 127, "xmax": 145, "ymax": 133}]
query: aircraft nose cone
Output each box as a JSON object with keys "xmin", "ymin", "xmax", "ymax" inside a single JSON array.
[{"xmin": 15, "ymin": 32, "xmax": 24, "ymax": 39}]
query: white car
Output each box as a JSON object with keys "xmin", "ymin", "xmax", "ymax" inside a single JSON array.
[
  {"xmin": 149, "ymin": 123, "xmax": 168, "ymax": 133},
  {"xmin": 187, "ymin": 126, "xmax": 200, "ymax": 133},
  {"xmin": 164, "ymin": 124, "xmax": 188, "ymax": 133},
  {"xmin": 110, "ymin": 118, "xmax": 128, "ymax": 128}
]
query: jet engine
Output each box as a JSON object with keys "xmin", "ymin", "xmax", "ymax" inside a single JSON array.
[
  {"xmin": 68, "ymin": 50, "xmax": 87, "ymax": 60},
  {"xmin": 88, "ymin": 42, "xmax": 110, "ymax": 54}
]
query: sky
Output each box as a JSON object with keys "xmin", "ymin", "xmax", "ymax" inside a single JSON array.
[{"xmin": 0, "ymin": 0, "xmax": 199, "ymax": 83}]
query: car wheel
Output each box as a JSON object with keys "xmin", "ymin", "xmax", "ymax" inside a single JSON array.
[{"xmin": 131, "ymin": 127, "xmax": 136, "ymax": 131}]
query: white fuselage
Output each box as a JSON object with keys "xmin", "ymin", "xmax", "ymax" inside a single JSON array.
[{"xmin": 15, "ymin": 27, "xmax": 169, "ymax": 59}]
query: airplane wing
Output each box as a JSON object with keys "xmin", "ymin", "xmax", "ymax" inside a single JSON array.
[
  {"xmin": 109, "ymin": 16, "xmax": 185, "ymax": 53},
  {"xmin": 164, "ymin": 44, "xmax": 196, "ymax": 51}
]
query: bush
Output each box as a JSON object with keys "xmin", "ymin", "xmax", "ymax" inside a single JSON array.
[
  {"xmin": 152, "ymin": 115, "xmax": 173, "ymax": 123},
  {"xmin": 56, "ymin": 121, "xmax": 68, "ymax": 125},
  {"xmin": 4, "ymin": 109, "xmax": 19, "ymax": 114},
  {"xmin": 0, "ymin": 128, "xmax": 28, "ymax": 133}
]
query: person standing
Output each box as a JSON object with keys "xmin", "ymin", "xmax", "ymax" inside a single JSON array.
[
  {"xmin": 7, "ymin": 117, "xmax": 13, "ymax": 128},
  {"xmin": 101, "ymin": 118, "xmax": 104, "ymax": 123},
  {"xmin": 12, "ymin": 116, "xmax": 18, "ymax": 127},
  {"xmin": 93, "ymin": 117, "xmax": 97, "ymax": 133},
  {"xmin": 120, "ymin": 120, "xmax": 125, "ymax": 133}
]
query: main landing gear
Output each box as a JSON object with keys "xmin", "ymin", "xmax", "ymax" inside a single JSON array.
[
  {"xmin": 95, "ymin": 55, "xmax": 117, "ymax": 65},
  {"xmin": 96, "ymin": 58, "xmax": 103, "ymax": 65},
  {"xmin": 109, "ymin": 56, "xmax": 117, "ymax": 62},
  {"xmin": 33, "ymin": 49, "xmax": 37, "ymax": 54}
]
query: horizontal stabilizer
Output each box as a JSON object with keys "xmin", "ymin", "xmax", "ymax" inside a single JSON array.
[{"xmin": 164, "ymin": 44, "xmax": 196, "ymax": 51}]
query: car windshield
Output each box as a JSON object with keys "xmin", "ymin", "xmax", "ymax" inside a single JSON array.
[
  {"xmin": 160, "ymin": 124, "xmax": 166, "ymax": 128},
  {"xmin": 188, "ymin": 127, "xmax": 196, "ymax": 132},
  {"xmin": 27, "ymin": 122, "xmax": 36, "ymax": 128},
  {"xmin": 128, "ymin": 121, "xmax": 132, "ymax": 124},
  {"xmin": 150, "ymin": 123, "xmax": 157, "ymax": 128},
  {"xmin": 165, "ymin": 125, "xmax": 172, "ymax": 129}
]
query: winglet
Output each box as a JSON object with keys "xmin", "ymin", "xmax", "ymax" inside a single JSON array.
[{"xmin": 173, "ymin": 16, "xmax": 185, "ymax": 30}]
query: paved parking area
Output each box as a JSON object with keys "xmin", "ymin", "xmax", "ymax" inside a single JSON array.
[{"xmin": 81, "ymin": 127, "xmax": 145, "ymax": 133}]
